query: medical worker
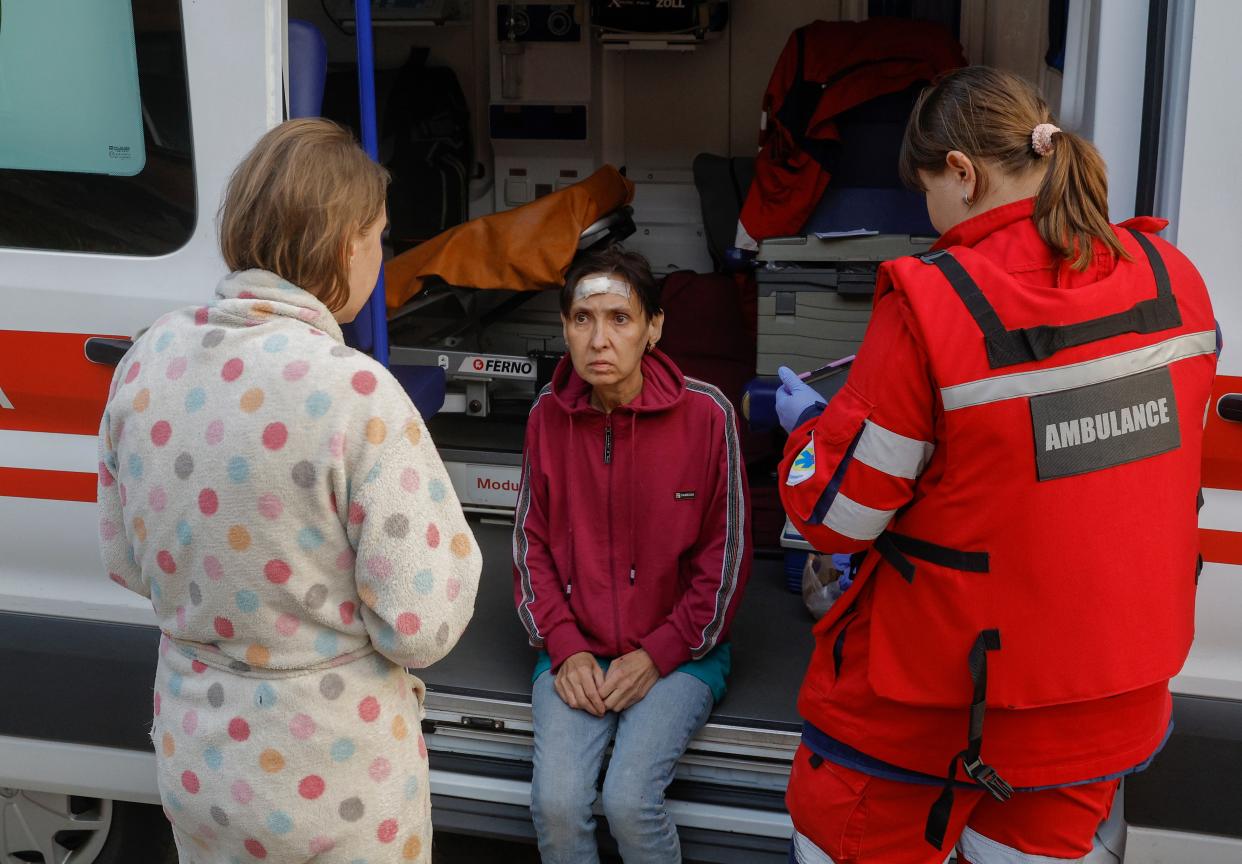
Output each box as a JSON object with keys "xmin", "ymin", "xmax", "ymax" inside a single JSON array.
[{"xmin": 775, "ymin": 67, "xmax": 1218, "ymax": 863}]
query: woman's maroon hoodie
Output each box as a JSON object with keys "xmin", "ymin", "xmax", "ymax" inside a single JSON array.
[{"xmin": 513, "ymin": 349, "xmax": 752, "ymax": 676}]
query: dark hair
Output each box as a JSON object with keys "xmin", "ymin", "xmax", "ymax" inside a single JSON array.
[
  {"xmin": 899, "ymin": 66, "xmax": 1126, "ymax": 272},
  {"xmin": 561, "ymin": 245, "xmax": 662, "ymax": 319}
]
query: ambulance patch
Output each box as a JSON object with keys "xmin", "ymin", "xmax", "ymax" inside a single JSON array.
[
  {"xmin": 787, "ymin": 435, "xmax": 817, "ymax": 486},
  {"xmin": 1029, "ymin": 366, "xmax": 1181, "ymax": 481}
]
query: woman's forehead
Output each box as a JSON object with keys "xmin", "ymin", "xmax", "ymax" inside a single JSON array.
[{"xmin": 568, "ymin": 289, "xmax": 641, "ymax": 316}]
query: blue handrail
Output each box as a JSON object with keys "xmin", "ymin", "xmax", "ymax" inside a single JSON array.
[{"xmin": 354, "ymin": 0, "xmax": 390, "ymax": 367}]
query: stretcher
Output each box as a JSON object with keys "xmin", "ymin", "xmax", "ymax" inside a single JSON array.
[{"xmin": 382, "ymin": 172, "xmax": 636, "ymax": 419}]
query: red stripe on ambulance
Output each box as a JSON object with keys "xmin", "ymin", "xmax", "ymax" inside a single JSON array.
[
  {"xmin": 1203, "ymin": 374, "xmax": 1242, "ymax": 492},
  {"xmin": 1201, "ymin": 528, "xmax": 1242, "ymax": 567},
  {"xmin": 0, "ymin": 467, "xmax": 97, "ymax": 503},
  {"xmin": 0, "ymin": 330, "xmax": 118, "ymax": 435}
]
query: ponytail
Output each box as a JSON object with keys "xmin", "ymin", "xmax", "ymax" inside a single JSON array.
[
  {"xmin": 1034, "ymin": 129, "xmax": 1128, "ymax": 271},
  {"xmin": 900, "ymin": 66, "xmax": 1128, "ymax": 272}
]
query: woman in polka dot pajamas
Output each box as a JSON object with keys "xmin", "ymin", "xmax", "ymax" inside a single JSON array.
[{"xmin": 95, "ymin": 119, "xmax": 481, "ymax": 863}]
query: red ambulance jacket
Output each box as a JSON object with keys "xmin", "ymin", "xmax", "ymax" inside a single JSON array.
[
  {"xmin": 778, "ymin": 199, "xmax": 1218, "ymax": 788},
  {"xmin": 736, "ymin": 18, "xmax": 963, "ymax": 248}
]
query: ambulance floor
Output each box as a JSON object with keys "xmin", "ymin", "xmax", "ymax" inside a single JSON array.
[{"xmin": 421, "ymin": 518, "xmax": 812, "ymax": 732}]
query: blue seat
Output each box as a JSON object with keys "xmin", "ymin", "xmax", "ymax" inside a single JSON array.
[
  {"xmin": 388, "ymin": 364, "xmax": 448, "ymax": 421},
  {"xmin": 802, "ymin": 84, "xmax": 935, "ymax": 236},
  {"xmin": 806, "ymin": 185, "xmax": 934, "ymax": 236},
  {"xmin": 288, "ymin": 20, "xmax": 328, "ymax": 119}
]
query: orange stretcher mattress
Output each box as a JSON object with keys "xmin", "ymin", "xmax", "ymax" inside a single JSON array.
[{"xmin": 384, "ymin": 165, "xmax": 635, "ymax": 309}]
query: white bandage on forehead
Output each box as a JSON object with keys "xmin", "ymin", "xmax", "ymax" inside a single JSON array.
[{"xmin": 573, "ymin": 274, "xmax": 631, "ymax": 302}]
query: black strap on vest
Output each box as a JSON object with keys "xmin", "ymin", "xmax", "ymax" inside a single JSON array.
[
  {"xmin": 920, "ymin": 228, "xmax": 1182, "ymax": 369},
  {"xmin": 875, "ymin": 531, "xmax": 990, "ymax": 584},
  {"xmin": 924, "ymin": 629, "xmax": 1012, "ymax": 850}
]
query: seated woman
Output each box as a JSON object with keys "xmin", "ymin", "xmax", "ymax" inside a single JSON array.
[{"xmin": 512, "ymin": 245, "xmax": 752, "ymax": 863}]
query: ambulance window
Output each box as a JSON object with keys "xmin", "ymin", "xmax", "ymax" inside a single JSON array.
[{"xmin": 0, "ymin": 0, "xmax": 194, "ymax": 256}]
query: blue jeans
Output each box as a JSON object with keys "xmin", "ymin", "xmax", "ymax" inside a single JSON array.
[{"xmin": 530, "ymin": 669, "xmax": 714, "ymax": 864}]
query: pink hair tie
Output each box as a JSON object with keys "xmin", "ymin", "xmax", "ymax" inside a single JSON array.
[{"xmin": 1032, "ymin": 123, "xmax": 1061, "ymax": 157}]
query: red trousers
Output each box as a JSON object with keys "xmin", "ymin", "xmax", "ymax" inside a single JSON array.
[{"xmin": 787, "ymin": 746, "xmax": 1119, "ymax": 863}]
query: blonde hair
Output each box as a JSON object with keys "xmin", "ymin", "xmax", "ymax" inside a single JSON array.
[
  {"xmin": 219, "ymin": 118, "xmax": 389, "ymax": 312},
  {"xmin": 899, "ymin": 66, "xmax": 1127, "ymax": 272}
]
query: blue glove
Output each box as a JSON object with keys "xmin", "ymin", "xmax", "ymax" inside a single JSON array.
[
  {"xmin": 776, "ymin": 366, "xmax": 827, "ymax": 434},
  {"xmin": 831, "ymin": 553, "xmax": 856, "ymax": 591}
]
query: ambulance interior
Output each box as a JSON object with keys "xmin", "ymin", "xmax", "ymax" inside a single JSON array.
[
  {"xmin": 284, "ymin": 2, "xmax": 1134, "ymax": 850},
  {"xmin": 293, "ymin": 0, "xmax": 1065, "ymax": 432}
]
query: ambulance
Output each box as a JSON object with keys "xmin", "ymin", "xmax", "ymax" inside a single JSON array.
[{"xmin": 1, "ymin": 1, "xmax": 1240, "ymax": 862}]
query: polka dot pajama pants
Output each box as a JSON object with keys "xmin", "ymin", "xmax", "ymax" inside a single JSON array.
[{"xmin": 152, "ymin": 645, "xmax": 431, "ymax": 863}]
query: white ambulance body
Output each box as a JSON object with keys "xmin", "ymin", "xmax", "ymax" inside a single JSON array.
[{"xmin": 1, "ymin": 1, "xmax": 1240, "ymax": 862}]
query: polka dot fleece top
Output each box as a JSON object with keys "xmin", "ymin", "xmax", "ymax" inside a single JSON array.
[{"xmin": 97, "ymin": 270, "xmax": 481, "ymax": 863}]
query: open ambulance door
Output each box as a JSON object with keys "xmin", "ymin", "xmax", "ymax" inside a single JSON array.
[{"xmin": 1097, "ymin": 2, "xmax": 1242, "ymax": 861}]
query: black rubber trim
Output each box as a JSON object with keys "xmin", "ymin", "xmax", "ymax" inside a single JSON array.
[
  {"xmin": 701, "ymin": 713, "xmax": 802, "ymax": 733},
  {"xmin": 429, "ymin": 750, "xmax": 533, "ymax": 783},
  {"xmin": 1125, "ymin": 693, "xmax": 1242, "ymax": 839},
  {"xmin": 1135, "ymin": 0, "xmax": 1169, "ymax": 216},
  {"xmin": 0, "ymin": 611, "xmax": 159, "ymax": 751},
  {"xmin": 664, "ymin": 778, "xmax": 788, "ymax": 814}
]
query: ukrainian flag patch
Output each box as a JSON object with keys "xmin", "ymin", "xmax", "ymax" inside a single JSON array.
[{"xmin": 786, "ymin": 434, "xmax": 816, "ymax": 486}]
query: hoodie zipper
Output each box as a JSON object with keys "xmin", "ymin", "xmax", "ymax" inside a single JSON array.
[
  {"xmin": 605, "ymin": 414, "xmax": 623, "ymax": 655},
  {"xmin": 628, "ymin": 414, "xmax": 636, "ymax": 588}
]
